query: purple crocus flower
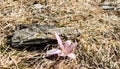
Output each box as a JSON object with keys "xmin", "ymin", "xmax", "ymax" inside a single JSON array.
[{"xmin": 46, "ymin": 33, "xmax": 77, "ymax": 59}]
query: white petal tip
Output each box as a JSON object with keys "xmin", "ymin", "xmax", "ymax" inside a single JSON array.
[
  {"xmin": 46, "ymin": 49, "xmax": 62, "ymax": 56},
  {"xmin": 67, "ymin": 53, "xmax": 76, "ymax": 59}
]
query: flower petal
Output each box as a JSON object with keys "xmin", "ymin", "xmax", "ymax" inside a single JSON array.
[
  {"xmin": 67, "ymin": 42, "xmax": 77, "ymax": 53},
  {"xmin": 47, "ymin": 48, "xmax": 62, "ymax": 56},
  {"xmin": 55, "ymin": 33, "xmax": 64, "ymax": 50},
  {"xmin": 64, "ymin": 40, "xmax": 72, "ymax": 54},
  {"xmin": 64, "ymin": 40, "xmax": 72, "ymax": 48},
  {"xmin": 67, "ymin": 53, "xmax": 76, "ymax": 59}
]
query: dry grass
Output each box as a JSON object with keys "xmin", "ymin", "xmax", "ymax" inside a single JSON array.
[{"xmin": 0, "ymin": 0, "xmax": 120, "ymax": 69}]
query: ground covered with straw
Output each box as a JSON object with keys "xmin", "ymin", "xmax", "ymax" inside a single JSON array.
[{"xmin": 0, "ymin": 0, "xmax": 120, "ymax": 69}]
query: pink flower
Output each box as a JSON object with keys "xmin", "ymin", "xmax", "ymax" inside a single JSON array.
[{"xmin": 46, "ymin": 33, "xmax": 77, "ymax": 59}]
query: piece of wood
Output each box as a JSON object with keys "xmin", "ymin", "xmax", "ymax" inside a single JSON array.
[{"xmin": 7, "ymin": 24, "xmax": 81, "ymax": 48}]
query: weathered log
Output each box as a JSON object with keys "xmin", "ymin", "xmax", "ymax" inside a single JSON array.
[{"xmin": 7, "ymin": 24, "xmax": 81, "ymax": 48}]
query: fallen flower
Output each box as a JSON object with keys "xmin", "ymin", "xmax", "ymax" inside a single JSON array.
[{"xmin": 47, "ymin": 33, "xmax": 77, "ymax": 59}]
